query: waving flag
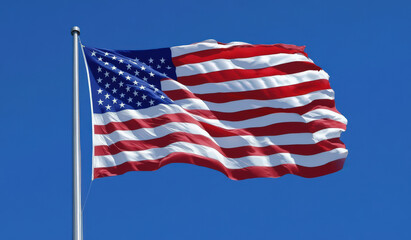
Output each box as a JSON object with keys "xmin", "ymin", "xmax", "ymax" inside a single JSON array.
[{"xmin": 82, "ymin": 39, "xmax": 348, "ymax": 180}]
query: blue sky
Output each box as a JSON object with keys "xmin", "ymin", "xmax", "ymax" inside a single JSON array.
[{"xmin": 1, "ymin": 0, "xmax": 410, "ymax": 239}]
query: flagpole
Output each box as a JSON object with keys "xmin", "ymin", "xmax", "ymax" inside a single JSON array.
[{"xmin": 71, "ymin": 26, "xmax": 83, "ymax": 240}]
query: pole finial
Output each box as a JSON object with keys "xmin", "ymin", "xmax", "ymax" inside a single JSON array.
[{"xmin": 71, "ymin": 26, "xmax": 80, "ymax": 36}]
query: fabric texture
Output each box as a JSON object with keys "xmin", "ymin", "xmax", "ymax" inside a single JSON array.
[{"xmin": 82, "ymin": 39, "xmax": 348, "ymax": 180}]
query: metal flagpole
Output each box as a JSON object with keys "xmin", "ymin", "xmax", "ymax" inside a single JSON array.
[{"xmin": 71, "ymin": 26, "xmax": 83, "ymax": 240}]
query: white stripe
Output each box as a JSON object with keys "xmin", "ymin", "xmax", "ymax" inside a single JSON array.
[
  {"xmin": 171, "ymin": 39, "xmax": 249, "ymax": 58},
  {"xmin": 215, "ymin": 128, "xmax": 345, "ymax": 148},
  {"xmin": 93, "ymin": 101, "xmax": 346, "ymax": 129},
  {"xmin": 302, "ymin": 109, "xmax": 347, "ymax": 124},
  {"xmin": 94, "ymin": 122, "xmax": 345, "ymax": 149},
  {"xmin": 190, "ymin": 108, "xmax": 347, "ymax": 130},
  {"xmin": 94, "ymin": 141, "xmax": 348, "ymax": 169},
  {"xmin": 162, "ymin": 70, "xmax": 329, "ymax": 93},
  {"xmin": 94, "ymin": 121, "xmax": 214, "ymax": 146},
  {"xmin": 174, "ymin": 89, "xmax": 335, "ymax": 112},
  {"xmin": 93, "ymin": 104, "xmax": 187, "ymax": 125},
  {"xmin": 176, "ymin": 53, "xmax": 312, "ymax": 77}
]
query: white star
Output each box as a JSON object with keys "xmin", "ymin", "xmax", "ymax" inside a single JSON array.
[
  {"xmin": 119, "ymin": 81, "xmax": 124, "ymax": 87},
  {"xmin": 148, "ymin": 58, "xmax": 154, "ymax": 63},
  {"xmin": 104, "ymin": 62, "xmax": 109, "ymax": 65},
  {"xmin": 135, "ymin": 57, "xmax": 139, "ymax": 62},
  {"xmin": 105, "ymin": 104, "xmax": 111, "ymax": 110},
  {"xmin": 98, "ymin": 99, "xmax": 103, "ymax": 105},
  {"xmin": 160, "ymin": 95, "xmax": 165, "ymax": 99},
  {"xmin": 112, "ymin": 88, "xmax": 117, "ymax": 93},
  {"xmin": 104, "ymin": 72, "xmax": 109, "ymax": 77},
  {"xmin": 134, "ymin": 70, "xmax": 139, "ymax": 76},
  {"xmin": 126, "ymin": 86, "xmax": 131, "ymax": 92},
  {"xmin": 149, "ymin": 99, "xmax": 155, "ymax": 105},
  {"xmin": 143, "ymin": 77, "xmax": 148, "ymax": 81},
  {"xmin": 111, "ymin": 66, "xmax": 117, "ymax": 70},
  {"xmin": 97, "ymin": 88, "xmax": 103, "ymax": 94},
  {"xmin": 97, "ymin": 78, "xmax": 102, "ymax": 83},
  {"xmin": 166, "ymin": 66, "xmax": 171, "ymax": 69},
  {"xmin": 120, "ymin": 93, "xmax": 125, "ymax": 98},
  {"xmin": 141, "ymin": 66, "xmax": 146, "ymax": 71},
  {"xmin": 140, "ymin": 86, "xmax": 145, "ymax": 90},
  {"xmin": 105, "ymin": 83, "xmax": 110, "ymax": 88},
  {"xmin": 97, "ymin": 67, "xmax": 102, "ymax": 72},
  {"xmin": 112, "ymin": 56, "xmax": 117, "ymax": 60},
  {"xmin": 142, "ymin": 94, "xmax": 147, "ymax": 100},
  {"xmin": 104, "ymin": 52, "xmax": 109, "ymax": 56},
  {"xmin": 112, "ymin": 98, "xmax": 118, "ymax": 104},
  {"xmin": 127, "ymin": 97, "xmax": 133, "ymax": 103},
  {"xmin": 126, "ymin": 75, "xmax": 131, "ymax": 80},
  {"xmin": 149, "ymin": 72, "xmax": 155, "ymax": 77},
  {"xmin": 127, "ymin": 64, "xmax": 132, "ymax": 70},
  {"xmin": 133, "ymin": 90, "xmax": 138, "ymax": 96},
  {"xmin": 137, "ymin": 101, "xmax": 142, "ymax": 106},
  {"xmin": 98, "ymin": 57, "xmax": 103, "ymax": 61},
  {"xmin": 119, "ymin": 59, "xmax": 124, "ymax": 63},
  {"xmin": 133, "ymin": 80, "xmax": 138, "ymax": 85},
  {"xmin": 118, "ymin": 70, "xmax": 124, "ymax": 75},
  {"xmin": 105, "ymin": 93, "xmax": 110, "ymax": 99},
  {"xmin": 120, "ymin": 103, "xmax": 125, "ymax": 108},
  {"xmin": 154, "ymin": 88, "xmax": 159, "ymax": 92},
  {"xmin": 131, "ymin": 61, "xmax": 138, "ymax": 65},
  {"xmin": 91, "ymin": 51, "xmax": 96, "ymax": 56},
  {"xmin": 160, "ymin": 58, "xmax": 165, "ymax": 63},
  {"xmin": 112, "ymin": 76, "xmax": 117, "ymax": 82},
  {"xmin": 149, "ymin": 84, "xmax": 154, "ymax": 88},
  {"xmin": 157, "ymin": 65, "xmax": 161, "ymax": 69}
]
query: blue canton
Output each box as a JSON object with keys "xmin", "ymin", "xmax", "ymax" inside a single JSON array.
[{"xmin": 83, "ymin": 45, "xmax": 176, "ymax": 114}]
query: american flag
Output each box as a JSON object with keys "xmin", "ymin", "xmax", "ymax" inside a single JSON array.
[{"xmin": 82, "ymin": 39, "xmax": 348, "ymax": 180}]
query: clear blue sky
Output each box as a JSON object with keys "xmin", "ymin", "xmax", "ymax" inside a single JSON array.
[{"xmin": 1, "ymin": 0, "xmax": 410, "ymax": 239}]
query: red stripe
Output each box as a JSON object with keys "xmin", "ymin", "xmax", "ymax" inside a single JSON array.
[
  {"xmin": 172, "ymin": 44, "xmax": 308, "ymax": 67},
  {"xmin": 93, "ymin": 152, "xmax": 345, "ymax": 180},
  {"xmin": 220, "ymin": 138, "xmax": 345, "ymax": 158},
  {"xmin": 199, "ymin": 119, "xmax": 346, "ymax": 137},
  {"xmin": 176, "ymin": 61, "xmax": 322, "ymax": 86},
  {"xmin": 95, "ymin": 127, "xmax": 345, "ymax": 156},
  {"xmin": 164, "ymin": 79, "xmax": 331, "ymax": 103},
  {"xmin": 94, "ymin": 113, "xmax": 199, "ymax": 134},
  {"xmin": 185, "ymin": 99, "xmax": 339, "ymax": 121},
  {"xmin": 94, "ymin": 109, "xmax": 345, "ymax": 137}
]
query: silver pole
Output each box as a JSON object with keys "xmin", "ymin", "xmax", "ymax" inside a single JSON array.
[{"xmin": 71, "ymin": 26, "xmax": 83, "ymax": 240}]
